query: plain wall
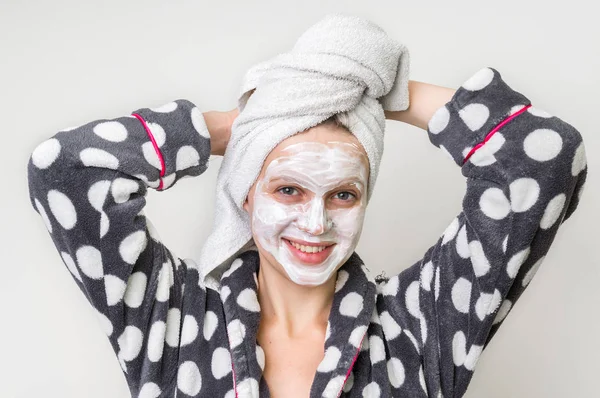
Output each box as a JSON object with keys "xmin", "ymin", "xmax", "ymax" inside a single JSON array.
[{"xmin": 1, "ymin": 1, "xmax": 598, "ymax": 397}]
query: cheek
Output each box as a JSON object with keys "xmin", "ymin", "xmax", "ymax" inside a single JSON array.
[
  {"xmin": 252, "ymin": 195, "xmax": 297, "ymax": 238},
  {"xmin": 330, "ymin": 206, "xmax": 366, "ymax": 240}
]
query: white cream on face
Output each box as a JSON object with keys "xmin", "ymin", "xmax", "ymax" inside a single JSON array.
[{"xmin": 251, "ymin": 141, "xmax": 369, "ymax": 286}]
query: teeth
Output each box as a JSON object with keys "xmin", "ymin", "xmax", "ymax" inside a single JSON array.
[{"xmin": 289, "ymin": 240, "xmax": 327, "ymax": 254}]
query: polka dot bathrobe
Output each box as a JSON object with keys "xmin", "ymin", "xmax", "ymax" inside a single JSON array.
[{"xmin": 27, "ymin": 67, "xmax": 587, "ymax": 398}]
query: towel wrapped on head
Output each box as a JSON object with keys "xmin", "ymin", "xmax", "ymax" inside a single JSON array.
[{"xmin": 198, "ymin": 13, "xmax": 411, "ymax": 286}]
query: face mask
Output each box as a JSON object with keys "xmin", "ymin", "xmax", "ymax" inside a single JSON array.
[{"xmin": 251, "ymin": 141, "xmax": 369, "ymax": 286}]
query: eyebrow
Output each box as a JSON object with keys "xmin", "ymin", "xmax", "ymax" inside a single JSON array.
[{"xmin": 266, "ymin": 176, "xmax": 365, "ymax": 191}]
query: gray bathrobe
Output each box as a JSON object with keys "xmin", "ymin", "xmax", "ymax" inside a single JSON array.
[{"xmin": 27, "ymin": 68, "xmax": 587, "ymax": 397}]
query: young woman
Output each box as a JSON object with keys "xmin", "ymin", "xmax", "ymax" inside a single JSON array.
[{"xmin": 27, "ymin": 67, "xmax": 587, "ymax": 397}]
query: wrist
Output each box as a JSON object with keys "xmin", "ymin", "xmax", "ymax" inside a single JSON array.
[{"xmin": 203, "ymin": 110, "xmax": 233, "ymax": 156}]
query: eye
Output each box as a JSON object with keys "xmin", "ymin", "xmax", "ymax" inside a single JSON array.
[
  {"xmin": 334, "ymin": 191, "xmax": 356, "ymax": 201},
  {"xmin": 278, "ymin": 186, "xmax": 299, "ymax": 196}
]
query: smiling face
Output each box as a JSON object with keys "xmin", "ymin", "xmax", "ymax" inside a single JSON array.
[{"xmin": 244, "ymin": 121, "xmax": 370, "ymax": 286}]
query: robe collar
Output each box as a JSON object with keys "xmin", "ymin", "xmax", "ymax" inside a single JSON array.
[{"xmin": 218, "ymin": 250, "xmax": 377, "ymax": 398}]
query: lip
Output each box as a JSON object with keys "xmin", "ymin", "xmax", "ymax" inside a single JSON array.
[{"xmin": 282, "ymin": 238, "xmax": 335, "ymax": 265}]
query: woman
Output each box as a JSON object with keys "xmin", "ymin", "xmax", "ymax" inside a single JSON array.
[{"xmin": 27, "ymin": 64, "xmax": 587, "ymax": 397}]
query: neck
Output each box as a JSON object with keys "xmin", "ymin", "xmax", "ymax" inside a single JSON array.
[{"xmin": 256, "ymin": 254, "xmax": 336, "ymax": 338}]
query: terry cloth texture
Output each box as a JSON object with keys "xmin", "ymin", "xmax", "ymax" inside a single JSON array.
[
  {"xmin": 198, "ymin": 13, "xmax": 410, "ymax": 285},
  {"xmin": 27, "ymin": 67, "xmax": 587, "ymax": 397}
]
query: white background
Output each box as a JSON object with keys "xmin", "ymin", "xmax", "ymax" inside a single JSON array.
[{"xmin": 1, "ymin": 1, "xmax": 598, "ymax": 397}]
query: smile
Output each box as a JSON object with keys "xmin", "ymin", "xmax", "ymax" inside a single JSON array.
[{"xmin": 282, "ymin": 238, "xmax": 336, "ymax": 265}]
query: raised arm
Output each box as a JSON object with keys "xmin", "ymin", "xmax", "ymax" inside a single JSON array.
[
  {"xmin": 27, "ymin": 101, "xmax": 233, "ymax": 395},
  {"xmin": 378, "ymin": 68, "xmax": 587, "ymax": 397}
]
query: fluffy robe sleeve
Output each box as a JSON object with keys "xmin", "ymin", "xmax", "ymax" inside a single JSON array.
[
  {"xmin": 26, "ymin": 100, "xmax": 214, "ymax": 395},
  {"xmin": 377, "ymin": 67, "xmax": 587, "ymax": 398}
]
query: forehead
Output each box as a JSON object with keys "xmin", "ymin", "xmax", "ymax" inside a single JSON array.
[{"xmin": 260, "ymin": 124, "xmax": 370, "ymax": 179}]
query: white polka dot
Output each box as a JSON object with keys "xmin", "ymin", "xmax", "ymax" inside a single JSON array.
[
  {"xmin": 451, "ymin": 277, "xmax": 472, "ymax": 313},
  {"xmin": 434, "ymin": 267, "xmax": 440, "ymax": 301},
  {"xmin": 146, "ymin": 122, "xmax": 166, "ymax": 147},
  {"xmin": 35, "ymin": 198, "xmax": 53, "ymax": 233},
  {"xmin": 380, "ymin": 311, "xmax": 402, "ymax": 340},
  {"xmin": 349, "ymin": 325, "xmax": 368, "ymax": 348},
  {"xmin": 138, "ymin": 382, "xmax": 161, "ymax": 398},
  {"xmin": 387, "ymin": 357, "xmax": 406, "ymax": 388},
  {"xmin": 428, "ymin": 106, "xmax": 450, "ymax": 134},
  {"xmin": 468, "ymin": 133, "xmax": 505, "ymax": 167},
  {"xmin": 151, "ymin": 101, "xmax": 178, "ymax": 113},
  {"xmin": 343, "ymin": 371, "xmax": 355, "ymax": 392},
  {"xmin": 237, "ymin": 288, "xmax": 260, "ymax": 312},
  {"xmin": 540, "ymin": 193, "xmax": 566, "ymax": 229},
  {"xmin": 123, "ymin": 272, "xmax": 147, "ymax": 308},
  {"xmin": 100, "ymin": 212, "xmax": 109, "ymax": 238},
  {"xmin": 452, "ymin": 331, "xmax": 467, "ymax": 367},
  {"xmin": 111, "ymin": 178, "xmax": 139, "ymax": 204},
  {"xmin": 147, "ymin": 321, "xmax": 166, "ymax": 362},
  {"xmin": 161, "ymin": 173, "xmax": 176, "ymax": 190},
  {"xmin": 509, "ymin": 104, "xmax": 527, "ymax": 115},
  {"xmin": 221, "ymin": 285, "xmax": 231, "ymax": 302},
  {"xmin": 502, "ymin": 235, "xmax": 508, "ymax": 253},
  {"xmin": 469, "ymin": 240, "xmax": 490, "ymax": 277},
  {"xmin": 323, "ymin": 376, "xmax": 346, "ymax": 397},
  {"xmin": 156, "ymin": 261, "xmax": 174, "ymax": 302},
  {"xmin": 522, "ymin": 256, "xmax": 545, "ymax": 287},
  {"xmin": 480, "ymin": 187, "xmax": 511, "ymax": 220},
  {"xmin": 369, "ymin": 335, "xmax": 386, "ymax": 364},
  {"xmin": 93, "ymin": 121, "xmax": 128, "ymax": 142},
  {"xmin": 47, "ymin": 190, "xmax": 77, "ymax": 230},
  {"xmin": 87, "ymin": 180, "xmax": 111, "ymax": 211},
  {"xmin": 224, "ymin": 390, "xmax": 236, "ymax": 398},
  {"xmin": 528, "ymin": 106, "xmax": 552, "ymax": 118},
  {"xmin": 211, "ymin": 347, "xmax": 232, "ymax": 379},
  {"xmin": 475, "ymin": 292, "xmax": 493, "ymax": 320},
  {"xmin": 462, "ymin": 67, "xmax": 494, "ymax": 91},
  {"xmin": 80, "ymin": 148, "xmax": 119, "ymax": 169},
  {"xmin": 176, "ymin": 146, "xmax": 201, "ymax": 171},
  {"xmin": 493, "ymin": 300, "xmax": 512, "ymax": 324},
  {"xmin": 379, "ymin": 275, "xmax": 399, "ymax": 296},
  {"xmin": 60, "ymin": 252, "xmax": 82, "ymax": 282},
  {"xmin": 104, "ymin": 274, "xmax": 126, "ymax": 305},
  {"xmin": 419, "ymin": 366, "xmax": 427, "ymax": 392},
  {"xmin": 459, "ymin": 103, "xmax": 490, "ymax": 131},
  {"xmin": 256, "ymin": 345, "xmax": 265, "ymax": 371},
  {"xmin": 119, "ymin": 231, "xmax": 148, "ymax": 265},
  {"xmin": 227, "ymin": 319, "xmax": 246, "ymax": 349},
  {"xmin": 464, "ymin": 345, "xmax": 482, "ymax": 370},
  {"xmin": 441, "ymin": 217, "xmax": 459, "ymax": 244},
  {"xmin": 317, "ymin": 346, "xmax": 341, "ymax": 372},
  {"xmin": 571, "ymin": 141, "xmax": 587, "ymax": 176},
  {"xmin": 490, "ymin": 289, "xmax": 502, "ymax": 314},
  {"xmin": 405, "ymin": 281, "xmax": 421, "ymax": 319},
  {"xmin": 177, "ymin": 361, "xmax": 202, "ymax": 396},
  {"xmin": 142, "ymin": 142, "xmax": 162, "ymax": 170},
  {"xmin": 420, "ymin": 261, "xmax": 434, "ymax": 291},
  {"xmin": 76, "ymin": 245, "xmax": 103, "ymax": 279},
  {"xmin": 507, "ymin": 247, "xmax": 530, "ymax": 278},
  {"xmin": 191, "ymin": 107, "xmax": 210, "ymax": 139},
  {"xmin": 165, "ymin": 308, "xmax": 181, "ymax": 347},
  {"xmin": 339, "ymin": 292, "xmax": 364, "ymax": 317},
  {"xmin": 117, "ymin": 326, "xmax": 143, "ymax": 361},
  {"xmin": 362, "ymin": 381, "xmax": 381, "ymax": 398},
  {"xmin": 523, "ymin": 128, "xmax": 563, "ymax": 162},
  {"xmin": 181, "ymin": 315, "xmax": 199, "ymax": 346},
  {"xmin": 31, "ymin": 138, "xmax": 61, "ymax": 169},
  {"xmin": 223, "ymin": 258, "xmax": 244, "ymax": 278},
  {"xmin": 439, "ymin": 145, "xmax": 455, "ymax": 162},
  {"xmin": 335, "ymin": 270, "xmax": 349, "ymax": 292},
  {"xmin": 236, "ymin": 378, "xmax": 258, "ymax": 396},
  {"xmin": 94, "ymin": 309, "xmax": 113, "ymax": 337},
  {"xmin": 456, "ymin": 224, "xmax": 470, "ymax": 259}
]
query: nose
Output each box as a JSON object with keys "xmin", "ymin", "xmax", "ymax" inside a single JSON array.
[{"xmin": 298, "ymin": 198, "xmax": 332, "ymax": 235}]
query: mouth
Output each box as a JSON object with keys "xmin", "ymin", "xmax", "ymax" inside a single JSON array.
[{"xmin": 282, "ymin": 238, "xmax": 336, "ymax": 265}]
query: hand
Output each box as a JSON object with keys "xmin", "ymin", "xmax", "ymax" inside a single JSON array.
[{"xmin": 203, "ymin": 108, "xmax": 239, "ymax": 156}]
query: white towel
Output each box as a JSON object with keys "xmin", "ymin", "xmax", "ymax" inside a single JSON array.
[{"xmin": 198, "ymin": 13, "xmax": 410, "ymax": 286}]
